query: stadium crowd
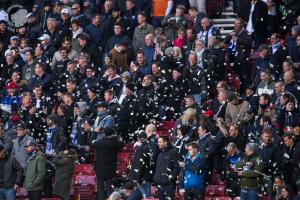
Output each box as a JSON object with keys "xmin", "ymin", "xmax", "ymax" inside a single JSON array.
[{"xmin": 0, "ymin": 0, "xmax": 300, "ymax": 199}]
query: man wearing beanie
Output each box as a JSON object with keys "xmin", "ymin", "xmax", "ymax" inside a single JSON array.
[{"xmin": 236, "ymin": 142, "xmax": 264, "ymax": 200}]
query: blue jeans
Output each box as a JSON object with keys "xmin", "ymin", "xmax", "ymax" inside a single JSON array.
[
  {"xmin": 240, "ymin": 188, "xmax": 259, "ymax": 200},
  {"xmin": 0, "ymin": 188, "xmax": 16, "ymax": 200},
  {"xmin": 127, "ymin": 182, "xmax": 151, "ymax": 200}
]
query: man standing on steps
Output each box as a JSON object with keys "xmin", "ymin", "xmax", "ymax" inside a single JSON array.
[
  {"xmin": 242, "ymin": 0, "xmax": 268, "ymax": 49},
  {"xmin": 224, "ymin": 17, "xmax": 252, "ymax": 93}
]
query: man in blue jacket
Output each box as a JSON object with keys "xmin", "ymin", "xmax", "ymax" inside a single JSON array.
[{"xmin": 179, "ymin": 141, "xmax": 206, "ymax": 200}]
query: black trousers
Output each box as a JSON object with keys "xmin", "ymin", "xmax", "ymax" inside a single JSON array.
[
  {"xmin": 157, "ymin": 184, "xmax": 176, "ymax": 200},
  {"xmin": 28, "ymin": 190, "xmax": 42, "ymax": 200},
  {"xmin": 96, "ymin": 177, "xmax": 113, "ymax": 200}
]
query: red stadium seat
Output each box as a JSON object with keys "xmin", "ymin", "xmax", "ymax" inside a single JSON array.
[
  {"xmin": 74, "ymin": 164, "xmax": 94, "ymax": 175},
  {"xmin": 74, "ymin": 175, "xmax": 96, "ymax": 186},
  {"xmin": 205, "ymin": 197, "xmax": 232, "ymax": 200},
  {"xmin": 16, "ymin": 187, "xmax": 28, "ymax": 198},
  {"xmin": 205, "ymin": 185, "xmax": 226, "ymax": 197},
  {"xmin": 116, "ymin": 152, "xmax": 131, "ymax": 178}
]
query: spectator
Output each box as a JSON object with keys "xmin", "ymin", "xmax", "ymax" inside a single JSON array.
[
  {"xmin": 154, "ymin": 136, "xmax": 180, "ymax": 200},
  {"xmin": 225, "ymin": 91, "xmax": 249, "ymax": 127},
  {"xmin": 161, "ymin": 5, "xmax": 187, "ymax": 41},
  {"xmin": 236, "ymin": 143, "xmax": 264, "ymax": 200},
  {"xmin": 197, "ymin": 17, "xmax": 220, "ymax": 47},
  {"xmin": 128, "ymin": 131, "xmax": 153, "ymax": 199},
  {"xmin": 45, "ymin": 114, "xmax": 67, "ymax": 158},
  {"xmin": 0, "ymin": 123, "xmax": 12, "ymax": 153},
  {"xmin": 52, "ymin": 148, "xmax": 77, "ymax": 200},
  {"xmin": 243, "ymin": 0, "xmax": 268, "ymax": 49},
  {"xmin": 85, "ymin": 13, "xmax": 106, "ymax": 55},
  {"xmin": 91, "ymin": 127, "xmax": 119, "ymax": 200},
  {"xmin": 281, "ymin": 132, "xmax": 300, "ymax": 193},
  {"xmin": 23, "ymin": 140, "xmax": 46, "ymax": 200},
  {"xmin": 12, "ymin": 122, "xmax": 35, "ymax": 171},
  {"xmin": 0, "ymin": 142, "xmax": 24, "ymax": 200},
  {"xmin": 222, "ymin": 142, "xmax": 244, "ymax": 197}
]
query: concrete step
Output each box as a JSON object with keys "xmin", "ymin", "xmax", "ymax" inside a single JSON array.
[
  {"xmin": 220, "ymin": 29, "xmax": 233, "ymax": 35},
  {"xmin": 224, "ymin": 6, "xmax": 234, "ymax": 12},
  {"xmin": 221, "ymin": 11, "xmax": 236, "ymax": 16},
  {"xmin": 214, "ymin": 23, "xmax": 235, "ymax": 28},
  {"xmin": 212, "ymin": 18, "xmax": 235, "ymax": 23}
]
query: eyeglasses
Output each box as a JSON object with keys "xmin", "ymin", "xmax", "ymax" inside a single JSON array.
[{"xmin": 72, "ymin": 7, "xmax": 79, "ymax": 10}]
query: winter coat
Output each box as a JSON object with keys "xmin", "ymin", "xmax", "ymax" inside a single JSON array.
[
  {"xmin": 53, "ymin": 151, "xmax": 77, "ymax": 200},
  {"xmin": 253, "ymin": 56, "xmax": 278, "ymax": 85},
  {"xmin": 92, "ymin": 135, "xmax": 119, "ymax": 178},
  {"xmin": 197, "ymin": 133, "xmax": 217, "ymax": 169},
  {"xmin": 46, "ymin": 125, "xmax": 68, "ymax": 155},
  {"xmin": 85, "ymin": 23, "xmax": 106, "ymax": 49},
  {"xmin": 132, "ymin": 23, "xmax": 155, "ymax": 52},
  {"xmin": 161, "ymin": 14, "xmax": 187, "ymax": 41},
  {"xmin": 29, "ymin": 73, "xmax": 54, "ymax": 96},
  {"xmin": 0, "ymin": 153, "xmax": 24, "ymax": 189},
  {"xmin": 236, "ymin": 153, "xmax": 264, "ymax": 189},
  {"xmin": 243, "ymin": 0, "xmax": 268, "ymax": 35},
  {"xmin": 12, "ymin": 134, "xmax": 35, "ymax": 171},
  {"xmin": 81, "ymin": 42, "xmax": 102, "ymax": 70},
  {"xmin": 24, "ymin": 152, "xmax": 46, "ymax": 191},
  {"xmin": 154, "ymin": 145, "xmax": 180, "ymax": 185},
  {"xmin": 110, "ymin": 48, "xmax": 129, "ymax": 73},
  {"xmin": 51, "ymin": 49, "xmax": 78, "ymax": 68},
  {"xmin": 181, "ymin": 153, "xmax": 206, "ymax": 189},
  {"xmin": 129, "ymin": 141, "xmax": 154, "ymax": 184},
  {"xmin": 225, "ymin": 99, "xmax": 249, "ymax": 126},
  {"xmin": 0, "ymin": 133, "xmax": 13, "ymax": 153},
  {"xmin": 116, "ymin": 95, "xmax": 137, "ymax": 133},
  {"xmin": 182, "ymin": 65, "xmax": 205, "ymax": 95},
  {"xmin": 104, "ymin": 34, "xmax": 132, "ymax": 54},
  {"xmin": 257, "ymin": 142, "xmax": 280, "ymax": 175},
  {"xmin": 276, "ymin": 108, "xmax": 300, "ymax": 135}
]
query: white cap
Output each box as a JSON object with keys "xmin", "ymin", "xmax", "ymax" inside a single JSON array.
[
  {"xmin": 61, "ymin": 8, "xmax": 71, "ymax": 15},
  {"xmin": 38, "ymin": 34, "xmax": 50, "ymax": 41}
]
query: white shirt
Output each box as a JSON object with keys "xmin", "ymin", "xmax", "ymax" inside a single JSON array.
[{"xmin": 246, "ymin": 3, "xmax": 256, "ymax": 33}]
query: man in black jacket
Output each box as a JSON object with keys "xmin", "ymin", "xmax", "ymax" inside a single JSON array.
[
  {"xmin": 128, "ymin": 132, "xmax": 153, "ymax": 200},
  {"xmin": 0, "ymin": 142, "xmax": 24, "ymax": 199},
  {"xmin": 77, "ymin": 32, "xmax": 102, "ymax": 70},
  {"xmin": 154, "ymin": 136, "xmax": 180, "ymax": 200},
  {"xmin": 91, "ymin": 127, "xmax": 119, "ymax": 200},
  {"xmin": 224, "ymin": 17, "xmax": 252, "ymax": 92},
  {"xmin": 243, "ymin": 0, "xmax": 268, "ymax": 49}
]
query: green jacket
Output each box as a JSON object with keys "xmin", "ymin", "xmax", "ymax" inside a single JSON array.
[
  {"xmin": 24, "ymin": 153, "xmax": 46, "ymax": 191},
  {"xmin": 236, "ymin": 153, "xmax": 264, "ymax": 189}
]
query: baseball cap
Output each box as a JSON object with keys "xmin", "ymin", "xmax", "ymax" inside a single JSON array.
[
  {"xmin": 61, "ymin": 8, "xmax": 71, "ymax": 15},
  {"xmin": 5, "ymin": 82, "xmax": 18, "ymax": 89},
  {"xmin": 121, "ymin": 71, "xmax": 131, "ymax": 78},
  {"xmin": 38, "ymin": 34, "xmax": 51, "ymax": 41}
]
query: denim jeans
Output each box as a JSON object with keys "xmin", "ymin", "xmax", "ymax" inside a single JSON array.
[
  {"xmin": 127, "ymin": 182, "xmax": 151, "ymax": 200},
  {"xmin": 240, "ymin": 188, "xmax": 259, "ymax": 200},
  {"xmin": 0, "ymin": 188, "xmax": 15, "ymax": 200}
]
